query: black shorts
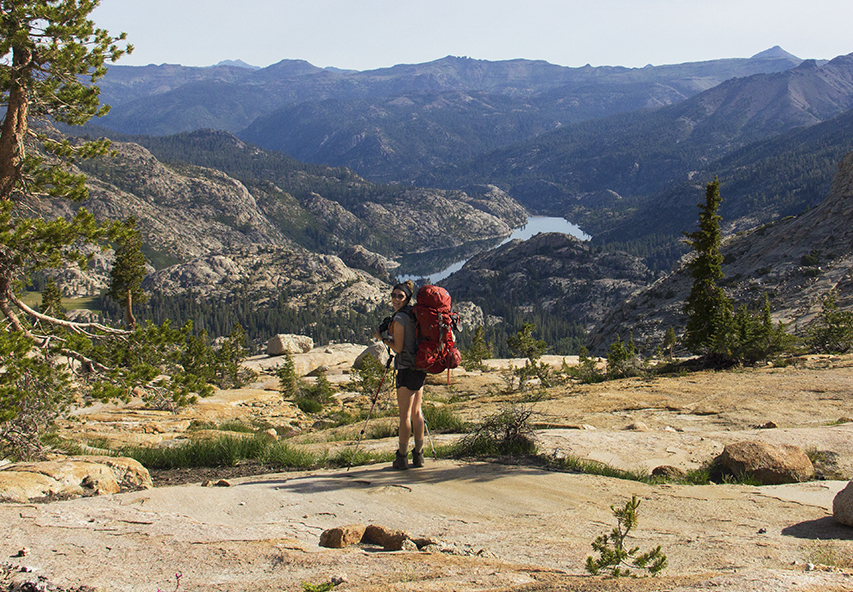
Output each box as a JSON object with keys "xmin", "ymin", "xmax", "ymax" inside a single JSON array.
[{"xmin": 396, "ymin": 367, "xmax": 427, "ymax": 391}]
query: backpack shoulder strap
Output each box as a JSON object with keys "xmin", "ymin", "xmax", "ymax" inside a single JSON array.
[{"xmin": 391, "ymin": 305, "xmax": 415, "ymax": 325}]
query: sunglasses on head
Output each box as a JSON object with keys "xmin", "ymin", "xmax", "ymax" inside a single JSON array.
[{"xmin": 391, "ymin": 292, "xmax": 407, "ymax": 300}]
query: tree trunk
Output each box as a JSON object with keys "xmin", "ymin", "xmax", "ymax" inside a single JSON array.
[
  {"xmin": 0, "ymin": 47, "xmax": 31, "ymax": 202},
  {"xmin": 125, "ymin": 291, "xmax": 136, "ymax": 329}
]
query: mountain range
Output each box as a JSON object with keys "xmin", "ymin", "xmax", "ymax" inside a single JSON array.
[
  {"xmin": 60, "ymin": 47, "xmax": 853, "ymax": 353},
  {"xmin": 96, "ymin": 47, "xmax": 803, "ymax": 139}
]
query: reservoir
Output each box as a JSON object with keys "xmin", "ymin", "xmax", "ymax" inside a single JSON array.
[{"xmin": 397, "ymin": 216, "xmax": 590, "ymax": 284}]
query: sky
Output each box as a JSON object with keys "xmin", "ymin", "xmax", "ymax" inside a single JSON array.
[{"xmin": 90, "ymin": 0, "xmax": 853, "ymax": 71}]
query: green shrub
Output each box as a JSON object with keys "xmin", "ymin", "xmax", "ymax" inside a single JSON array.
[
  {"xmin": 461, "ymin": 325, "xmax": 493, "ymax": 371},
  {"xmin": 275, "ymin": 354, "xmax": 300, "ymax": 398},
  {"xmin": 293, "ymin": 397, "xmax": 323, "ymax": 414},
  {"xmin": 423, "ymin": 404, "xmax": 467, "ymax": 433},
  {"xmin": 277, "ymin": 355, "xmax": 336, "ymax": 413},
  {"xmin": 348, "ymin": 353, "xmax": 390, "ymax": 397},
  {"xmin": 567, "ymin": 346, "xmax": 606, "ymax": 384},
  {"xmin": 807, "ymin": 291, "xmax": 853, "ymax": 354},
  {"xmin": 453, "ymin": 404, "xmax": 537, "ymax": 457},
  {"xmin": 606, "ymin": 334, "xmax": 642, "ymax": 379}
]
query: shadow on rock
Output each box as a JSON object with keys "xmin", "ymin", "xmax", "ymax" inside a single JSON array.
[{"xmin": 782, "ymin": 516, "xmax": 853, "ymax": 540}]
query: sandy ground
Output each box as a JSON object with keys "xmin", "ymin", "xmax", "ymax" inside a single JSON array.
[{"xmin": 3, "ymin": 353, "xmax": 853, "ymax": 591}]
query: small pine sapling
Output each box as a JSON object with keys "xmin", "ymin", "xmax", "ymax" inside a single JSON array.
[{"xmin": 585, "ymin": 495, "xmax": 667, "ymax": 577}]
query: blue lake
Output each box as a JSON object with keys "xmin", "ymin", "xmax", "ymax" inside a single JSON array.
[{"xmin": 397, "ymin": 216, "xmax": 590, "ymax": 284}]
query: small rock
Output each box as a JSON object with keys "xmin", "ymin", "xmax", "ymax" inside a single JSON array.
[
  {"xmin": 319, "ymin": 524, "xmax": 366, "ymax": 549},
  {"xmin": 215, "ymin": 479, "xmax": 231, "ymax": 487},
  {"xmin": 624, "ymin": 422, "xmax": 649, "ymax": 431},
  {"xmin": 307, "ymin": 365, "xmax": 330, "ymax": 376},
  {"xmin": 13, "ymin": 548, "xmax": 29, "ymax": 557},
  {"xmin": 651, "ymin": 465, "xmax": 687, "ymax": 480},
  {"xmin": 363, "ymin": 524, "xmax": 412, "ymax": 551},
  {"xmin": 754, "ymin": 421, "xmax": 778, "ymax": 429}
]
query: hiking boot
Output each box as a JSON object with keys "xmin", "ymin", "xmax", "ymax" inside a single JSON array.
[
  {"xmin": 392, "ymin": 450, "xmax": 408, "ymax": 470},
  {"xmin": 412, "ymin": 449, "xmax": 424, "ymax": 468}
]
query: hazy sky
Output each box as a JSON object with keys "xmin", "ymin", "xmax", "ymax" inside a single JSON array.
[{"xmin": 91, "ymin": 0, "xmax": 853, "ymax": 70}]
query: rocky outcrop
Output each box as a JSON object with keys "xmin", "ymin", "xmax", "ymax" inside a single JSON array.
[
  {"xmin": 340, "ymin": 245, "xmax": 400, "ymax": 282},
  {"xmin": 442, "ymin": 232, "xmax": 655, "ymax": 330},
  {"xmin": 244, "ymin": 343, "xmax": 367, "ymax": 378},
  {"xmin": 590, "ymin": 151, "xmax": 853, "ymax": 354},
  {"xmin": 0, "ymin": 457, "xmax": 152, "ymax": 503},
  {"xmin": 77, "ymin": 141, "xmax": 286, "ymax": 262},
  {"xmin": 354, "ymin": 187, "xmax": 517, "ymax": 252},
  {"xmin": 143, "ymin": 243, "xmax": 390, "ymax": 314},
  {"xmin": 712, "ymin": 441, "xmax": 815, "ymax": 485}
]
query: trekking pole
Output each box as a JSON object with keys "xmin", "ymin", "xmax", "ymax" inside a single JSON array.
[
  {"xmin": 423, "ymin": 417, "xmax": 437, "ymax": 458},
  {"xmin": 347, "ymin": 354, "xmax": 393, "ymax": 471}
]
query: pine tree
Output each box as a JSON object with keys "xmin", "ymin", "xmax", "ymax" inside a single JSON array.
[
  {"xmin": 39, "ymin": 278, "xmax": 65, "ymax": 319},
  {"xmin": 462, "ymin": 325, "xmax": 493, "ymax": 371},
  {"xmin": 0, "ymin": 4, "xmax": 210, "ymax": 459},
  {"xmin": 682, "ymin": 178, "xmax": 734, "ymax": 359},
  {"xmin": 108, "ymin": 216, "xmax": 148, "ymax": 328},
  {"xmin": 663, "ymin": 326, "xmax": 677, "ymax": 360}
]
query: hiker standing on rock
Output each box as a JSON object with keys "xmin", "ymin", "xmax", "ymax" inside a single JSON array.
[{"xmin": 374, "ymin": 280, "xmax": 426, "ymax": 470}]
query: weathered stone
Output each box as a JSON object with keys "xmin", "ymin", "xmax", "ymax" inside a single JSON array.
[
  {"xmin": 319, "ymin": 524, "xmax": 367, "ymax": 548},
  {"xmin": 0, "ymin": 471, "xmax": 60, "ymax": 502},
  {"xmin": 5, "ymin": 460, "xmax": 120, "ymax": 496},
  {"xmin": 352, "ymin": 342, "xmax": 390, "ymax": 370},
  {"xmin": 306, "ymin": 364, "xmax": 330, "ymax": 376},
  {"xmin": 0, "ymin": 456, "xmax": 152, "ymax": 502},
  {"xmin": 362, "ymin": 524, "xmax": 412, "ymax": 551},
  {"xmin": 833, "ymin": 480, "xmax": 853, "ymax": 527},
  {"xmin": 410, "ymin": 536, "xmax": 440, "ymax": 549},
  {"xmin": 651, "ymin": 465, "xmax": 687, "ymax": 479},
  {"xmin": 267, "ymin": 334, "xmax": 314, "ymax": 356},
  {"xmin": 68, "ymin": 456, "xmax": 153, "ymax": 491},
  {"xmin": 714, "ymin": 441, "xmax": 815, "ymax": 485}
]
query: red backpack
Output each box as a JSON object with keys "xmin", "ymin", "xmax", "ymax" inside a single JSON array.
[{"xmin": 412, "ymin": 285, "xmax": 461, "ymax": 374}]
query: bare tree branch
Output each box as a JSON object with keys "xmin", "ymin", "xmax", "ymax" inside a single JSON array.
[{"xmin": 8, "ymin": 291, "xmax": 130, "ymax": 336}]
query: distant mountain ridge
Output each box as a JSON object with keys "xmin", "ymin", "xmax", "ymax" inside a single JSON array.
[{"xmin": 96, "ymin": 50, "xmax": 803, "ymax": 140}]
